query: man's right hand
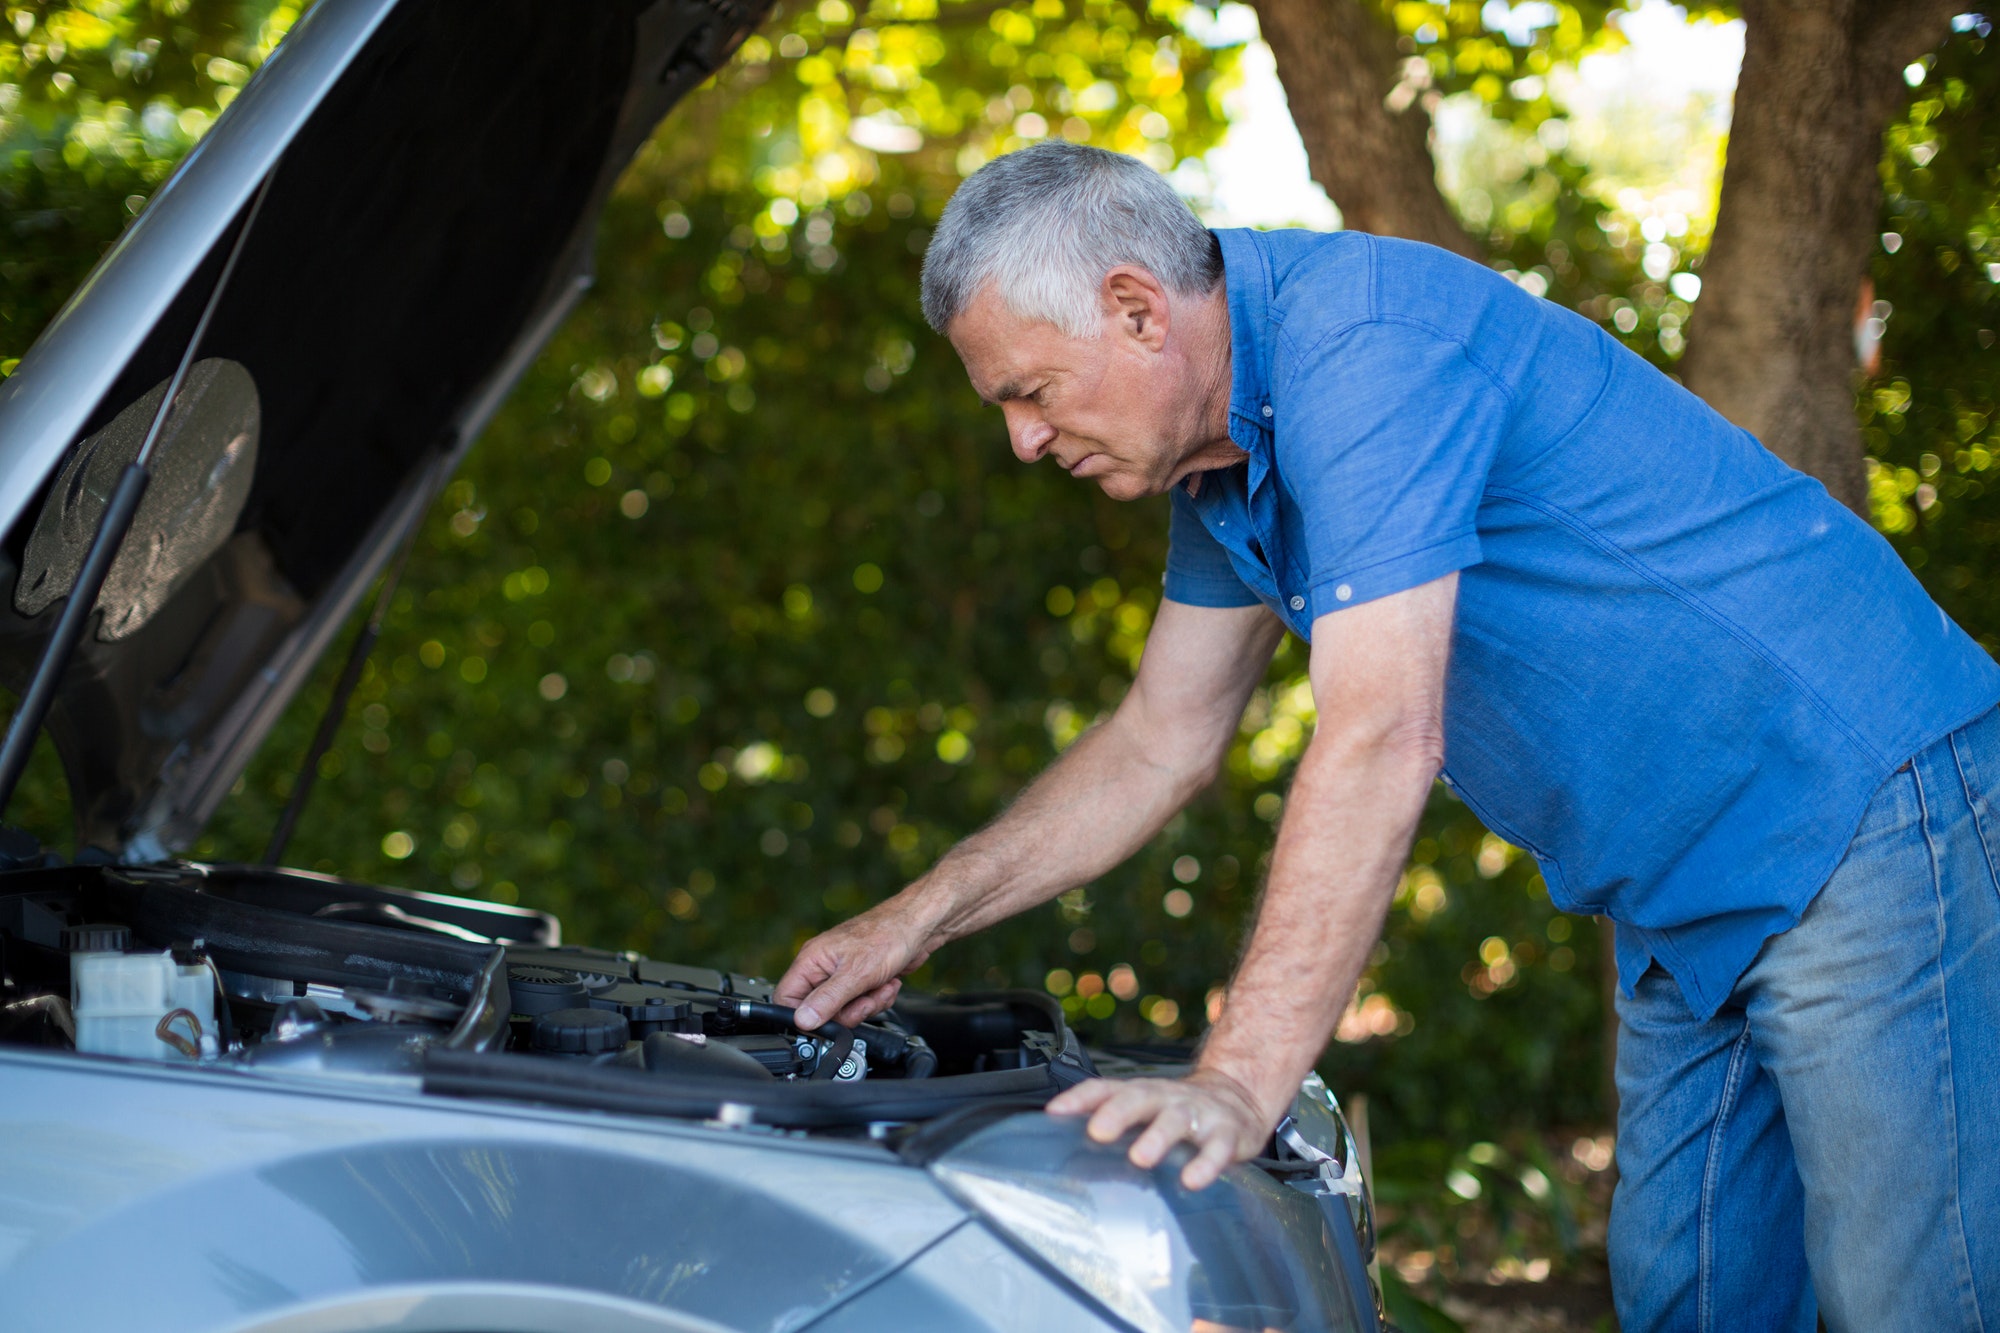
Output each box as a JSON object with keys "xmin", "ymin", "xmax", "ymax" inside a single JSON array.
[{"xmin": 775, "ymin": 895, "xmax": 938, "ymax": 1029}]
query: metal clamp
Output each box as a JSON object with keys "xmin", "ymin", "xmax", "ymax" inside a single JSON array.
[
  {"xmin": 1275, "ymin": 1114, "xmax": 1366, "ymax": 1201},
  {"xmin": 1276, "ymin": 1085, "xmax": 1375, "ymax": 1258}
]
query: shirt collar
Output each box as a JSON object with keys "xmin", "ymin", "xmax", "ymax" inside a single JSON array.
[{"xmin": 1214, "ymin": 228, "xmax": 1276, "ymax": 490}]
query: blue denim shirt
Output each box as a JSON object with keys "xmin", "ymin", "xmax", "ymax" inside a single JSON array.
[{"xmin": 1167, "ymin": 228, "xmax": 2000, "ymax": 1017}]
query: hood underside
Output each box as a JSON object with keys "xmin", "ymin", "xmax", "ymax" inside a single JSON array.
[{"xmin": 0, "ymin": 0, "xmax": 769, "ymax": 859}]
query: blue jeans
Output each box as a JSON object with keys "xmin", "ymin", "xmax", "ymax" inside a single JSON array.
[{"xmin": 1609, "ymin": 707, "xmax": 2000, "ymax": 1332}]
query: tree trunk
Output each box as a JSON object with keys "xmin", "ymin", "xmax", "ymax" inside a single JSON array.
[
  {"xmin": 1682, "ymin": 0, "xmax": 1958, "ymax": 511},
  {"xmin": 1248, "ymin": 0, "xmax": 1479, "ymax": 259}
]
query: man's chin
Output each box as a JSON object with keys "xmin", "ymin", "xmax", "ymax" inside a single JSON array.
[
  {"xmin": 1092, "ymin": 472, "xmax": 1158, "ymax": 502},
  {"xmin": 1058, "ymin": 452, "xmax": 1164, "ymax": 501}
]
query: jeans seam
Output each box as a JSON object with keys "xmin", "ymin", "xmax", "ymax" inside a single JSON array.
[
  {"xmin": 1951, "ymin": 728, "xmax": 2000, "ymax": 908},
  {"xmin": 1697, "ymin": 1024, "xmax": 1754, "ymax": 1333},
  {"xmin": 1913, "ymin": 759, "xmax": 1986, "ymax": 1333}
]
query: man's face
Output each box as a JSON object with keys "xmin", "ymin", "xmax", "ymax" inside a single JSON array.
[{"xmin": 946, "ymin": 281, "xmax": 1196, "ymax": 502}]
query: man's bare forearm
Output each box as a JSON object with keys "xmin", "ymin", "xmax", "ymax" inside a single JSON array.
[
  {"xmin": 1192, "ymin": 574, "xmax": 1456, "ymax": 1122},
  {"xmin": 867, "ymin": 601, "xmax": 1281, "ymax": 957},
  {"xmin": 1194, "ymin": 719, "xmax": 1438, "ymax": 1119},
  {"xmin": 1042, "ymin": 576, "xmax": 1455, "ymax": 1189},
  {"xmin": 893, "ymin": 700, "xmax": 1209, "ymax": 952},
  {"xmin": 776, "ymin": 602, "xmax": 1280, "ymax": 1030}
]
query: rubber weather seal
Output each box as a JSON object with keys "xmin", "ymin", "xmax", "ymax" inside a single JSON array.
[{"xmin": 422, "ymin": 1047, "xmax": 1060, "ymax": 1128}]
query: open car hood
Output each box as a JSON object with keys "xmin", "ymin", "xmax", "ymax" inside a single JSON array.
[{"xmin": 0, "ymin": 0, "xmax": 767, "ymax": 860}]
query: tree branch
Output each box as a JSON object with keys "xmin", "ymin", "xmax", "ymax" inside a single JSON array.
[
  {"xmin": 1681, "ymin": 0, "xmax": 1956, "ymax": 510},
  {"xmin": 1249, "ymin": 0, "xmax": 1479, "ymax": 257}
]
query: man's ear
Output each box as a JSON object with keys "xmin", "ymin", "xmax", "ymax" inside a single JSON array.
[{"xmin": 1102, "ymin": 266, "xmax": 1171, "ymax": 351}]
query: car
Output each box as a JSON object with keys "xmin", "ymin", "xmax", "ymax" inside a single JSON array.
[{"xmin": 0, "ymin": 2, "xmax": 1384, "ymax": 1330}]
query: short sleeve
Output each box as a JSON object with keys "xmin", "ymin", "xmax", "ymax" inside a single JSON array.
[
  {"xmin": 1163, "ymin": 486, "xmax": 1260, "ymax": 607},
  {"xmin": 1275, "ymin": 320, "xmax": 1505, "ymax": 617}
]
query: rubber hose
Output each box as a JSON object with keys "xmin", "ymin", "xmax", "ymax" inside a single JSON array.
[
  {"xmin": 902, "ymin": 1041, "xmax": 938, "ymax": 1079},
  {"xmin": 724, "ymin": 997, "xmax": 856, "ymax": 1081}
]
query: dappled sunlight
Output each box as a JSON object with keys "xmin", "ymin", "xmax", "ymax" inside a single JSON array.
[{"xmin": 19, "ymin": 5, "xmax": 1999, "ymax": 1321}]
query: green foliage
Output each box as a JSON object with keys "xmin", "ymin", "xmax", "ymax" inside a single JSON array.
[
  {"xmin": 1, "ymin": 0, "xmax": 1610, "ymax": 1182},
  {"xmin": 1381, "ymin": 0, "xmax": 1733, "ymax": 132},
  {"xmin": 1868, "ymin": 22, "xmax": 2000, "ymax": 649},
  {"xmin": 1390, "ymin": 0, "xmax": 1624, "ymax": 110},
  {"xmin": 627, "ymin": 0, "xmax": 1237, "ymax": 223},
  {"xmin": 1380, "ymin": 1266, "xmax": 1468, "ymax": 1333},
  {"xmin": 12, "ymin": 4, "xmax": 2000, "ymax": 1300},
  {"xmin": 0, "ymin": 0, "xmax": 298, "ymax": 364}
]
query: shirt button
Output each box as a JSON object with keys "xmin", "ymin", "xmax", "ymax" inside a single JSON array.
[
  {"xmin": 1288, "ymin": 595, "xmax": 1305, "ymax": 611},
  {"xmin": 1335, "ymin": 584, "xmax": 1352, "ymax": 602},
  {"xmin": 1261, "ymin": 404, "xmax": 1273, "ymax": 418}
]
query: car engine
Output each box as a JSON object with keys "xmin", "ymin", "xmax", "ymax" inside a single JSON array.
[{"xmin": 0, "ymin": 859, "xmax": 1101, "ymax": 1129}]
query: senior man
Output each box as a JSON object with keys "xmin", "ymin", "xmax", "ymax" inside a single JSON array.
[{"xmin": 774, "ymin": 141, "xmax": 2000, "ymax": 1331}]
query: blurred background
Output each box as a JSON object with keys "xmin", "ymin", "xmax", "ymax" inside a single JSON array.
[{"xmin": 5, "ymin": 1, "xmax": 1994, "ymax": 1327}]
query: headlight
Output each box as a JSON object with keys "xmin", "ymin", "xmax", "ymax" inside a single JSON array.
[{"xmin": 928, "ymin": 1111, "xmax": 1377, "ymax": 1333}]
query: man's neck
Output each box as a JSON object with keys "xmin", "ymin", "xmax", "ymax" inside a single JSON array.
[{"xmin": 1166, "ymin": 285, "xmax": 1246, "ymax": 493}]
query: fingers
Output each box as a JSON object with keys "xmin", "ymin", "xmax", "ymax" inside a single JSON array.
[
  {"xmin": 831, "ymin": 978, "xmax": 901, "ymax": 1028},
  {"xmin": 786, "ymin": 931, "xmax": 881, "ymax": 1029},
  {"xmin": 796, "ymin": 961, "xmax": 904, "ymax": 1029},
  {"xmin": 1181, "ymin": 1128, "xmax": 1238, "ymax": 1191},
  {"xmin": 1046, "ymin": 1078, "xmax": 1120, "ymax": 1118},
  {"xmin": 1084, "ymin": 1081, "xmax": 1175, "ymax": 1148},
  {"xmin": 1128, "ymin": 1101, "xmax": 1195, "ymax": 1170},
  {"xmin": 773, "ymin": 948, "xmax": 830, "ymax": 1010},
  {"xmin": 780, "ymin": 903, "xmax": 930, "ymax": 1029},
  {"xmin": 1046, "ymin": 1077, "xmax": 1263, "ymax": 1190},
  {"xmin": 793, "ymin": 974, "xmax": 862, "ymax": 1032}
]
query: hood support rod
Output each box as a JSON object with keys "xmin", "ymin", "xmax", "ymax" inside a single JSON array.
[
  {"xmin": 261, "ymin": 522, "xmax": 418, "ymax": 866},
  {"xmin": 0, "ymin": 166, "xmax": 277, "ymax": 833}
]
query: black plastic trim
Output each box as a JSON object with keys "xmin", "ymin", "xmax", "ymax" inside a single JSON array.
[{"xmin": 422, "ymin": 1047, "xmax": 1059, "ymax": 1127}]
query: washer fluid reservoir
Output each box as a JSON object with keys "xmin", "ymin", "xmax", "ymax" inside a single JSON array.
[{"xmin": 71, "ymin": 944, "xmax": 215, "ymax": 1060}]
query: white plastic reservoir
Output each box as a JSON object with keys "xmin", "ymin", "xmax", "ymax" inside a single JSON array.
[{"xmin": 71, "ymin": 950, "xmax": 215, "ymax": 1060}]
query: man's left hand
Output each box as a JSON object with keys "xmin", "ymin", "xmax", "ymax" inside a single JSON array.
[{"xmin": 1046, "ymin": 1069, "xmax": 1275, "ymax": 1190}]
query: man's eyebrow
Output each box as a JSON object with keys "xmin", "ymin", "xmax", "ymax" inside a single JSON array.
[{"xmin": 986, "ymin": 379, "xmax": 1025, "ymax": 404}]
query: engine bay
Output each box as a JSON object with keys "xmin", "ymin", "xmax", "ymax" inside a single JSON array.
[{"xmin": 0, "ymin": 860, "xmax": 1104, "ymax": 1128}]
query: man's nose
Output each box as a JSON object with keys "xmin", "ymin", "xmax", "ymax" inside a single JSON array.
[{"xmin": 1005, "ymin": 405, "xmax": 1056, "ymax": 463}]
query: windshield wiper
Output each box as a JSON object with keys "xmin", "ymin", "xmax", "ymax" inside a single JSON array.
[{"xmin": 0, "ymin": 168, "xmax": 277, "ymax": 829}]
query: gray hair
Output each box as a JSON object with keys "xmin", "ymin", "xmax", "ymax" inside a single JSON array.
[{"xmin": 920, "ymin": 141, "xmax": 1222, "ymax": 338}]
